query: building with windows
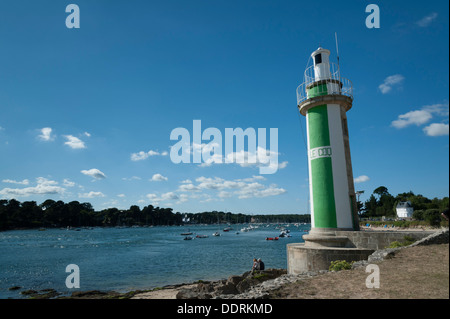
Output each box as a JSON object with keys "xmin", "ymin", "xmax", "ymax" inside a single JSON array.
[{"xmin": 396, "ymin": 201, "xmax": 414, "ymax": 219}]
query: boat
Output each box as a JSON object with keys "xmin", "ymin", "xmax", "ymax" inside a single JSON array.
[
  {"xmin": 279, "ymin": 231, "xmax": 291, "ymax": 238},
  {"xmin": 196, "ymin": 235, "xmax": 208, "ymax": 238},
  {"xmin": 181, "ymin": 229, "xmax": 193, "ymax": 236},
  {"xmin": 212, "ymin": 231, "xmax": 220, "ymax": 236},
  {"xmin": 183, "ymin": 236, "xmax": 193, "ymax": 240},
  {"xmin": 223, "ymin": 227, "xmax": 232, "ymax": 232},
  {"xmin": 266, "ymin": 237, "xmax": 279, "ymax": 241}
]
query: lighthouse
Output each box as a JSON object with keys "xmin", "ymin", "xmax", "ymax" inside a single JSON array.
[{"xmin": 297, "ymin": 47, "xmax": 359, "ymax": 234}]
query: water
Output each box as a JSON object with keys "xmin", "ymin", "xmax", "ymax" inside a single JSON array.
[{"xmin": 0, "ymin": 224, "xmax": 309, "ymax": 299}]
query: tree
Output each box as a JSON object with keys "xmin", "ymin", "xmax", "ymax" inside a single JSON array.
[{"xmin": 373, "ymin": 186, "xmax": 389, "ymax": 198}]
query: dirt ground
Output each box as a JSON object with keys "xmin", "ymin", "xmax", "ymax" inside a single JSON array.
[{"xmin": 269, "ymin": 244, "xmax": 449, "ymax": 299}]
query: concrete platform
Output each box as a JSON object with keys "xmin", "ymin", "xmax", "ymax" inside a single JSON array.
[
  {"xmin": 286, "ymin": 229, "xmax": 436, "ymax": 274},
  {"xmin": 287, "ymin": 243, "xmax": 374, "ymax": 273}
]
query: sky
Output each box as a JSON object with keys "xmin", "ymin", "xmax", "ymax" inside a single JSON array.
[{"xmin": 0, "ymin": 0, "xmax": 448, "ymax": 214}]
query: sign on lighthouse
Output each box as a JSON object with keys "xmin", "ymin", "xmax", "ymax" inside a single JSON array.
[{"xmin": 297, "ymin": 47, "xmax": 359, "ymax": 233}]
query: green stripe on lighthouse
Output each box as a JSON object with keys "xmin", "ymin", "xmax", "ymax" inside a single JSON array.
[
  {"xmin": 308, "ymin": 104, "xmax": 337, "ymax": 228},
  {"xmin": 307, "ymin": 83, "xmax": 328, "ymax": 99}
]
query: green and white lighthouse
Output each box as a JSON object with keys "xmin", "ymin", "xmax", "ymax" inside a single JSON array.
[{"xmin": 297, "ymin": 47, "xmax": 359, "ymax": 233}]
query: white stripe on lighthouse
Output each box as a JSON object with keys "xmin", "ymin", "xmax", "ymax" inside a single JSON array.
[{"xmin": 327, "ymin": 104, "xmax": 353, "ymax": 229}]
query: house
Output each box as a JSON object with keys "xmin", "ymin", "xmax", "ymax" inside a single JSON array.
[{"xmin": 396, "ymin": 201, "xmax": 414, "ymax": 219}]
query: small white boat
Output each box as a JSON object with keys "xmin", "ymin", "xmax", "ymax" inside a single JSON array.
[{"xmin": 212, "ymin": 231, "xmax": 220, "ymax": 236}]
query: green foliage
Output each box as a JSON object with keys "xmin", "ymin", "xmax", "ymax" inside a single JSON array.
[
  {"xmin": 329, "ymin": 260, "xmax": 354, "ymax": 271},
  {"xmin": 387, "ymin": 236, "xmax": 416, "ymax": 248},
  {"xmin": 252, "ymin": 273, "xmax": 269, "ymax": 280},
  {"xmin": 388, "ymin": 241, "xmax": 404, "ymax": 248},
  {"xmin": 424, "ymin": 209, "xmax": 442, "ymax": 227}
]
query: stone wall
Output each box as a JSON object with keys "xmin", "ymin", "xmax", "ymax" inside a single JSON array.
[{"xmin": 335, "ymin": 230, "xmax": 436, "ymax": 250}]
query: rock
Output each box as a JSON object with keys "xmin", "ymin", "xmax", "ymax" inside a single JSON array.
[
  {"xmin": 70, "ymin": 290, "xmax": 112, "ymax": 298},
  {"xmin": 8, "ymin": 286, "xmax": 21, "ymax": 291},
  {"xmin": 175, "ymin": 268, "xmax": 288, "ymax": 299},
  {"xmin": 214, "ymin": 282, "xmax": 239, "ymax": 295},
  {"xmin": 227, "ymin": 275, "xmax": 244, "ymax": 286},
  {"xmin": 197, "ymin": 282, "xmax": 215, "ymax": 293},
  {"xmin": 176, "ymin": 288, "xmax": 212, "ymax": 299}
]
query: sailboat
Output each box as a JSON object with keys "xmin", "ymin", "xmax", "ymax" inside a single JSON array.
[{"xmin": 213, "ymin": 212, "xmax": 221, "ymax": 236}]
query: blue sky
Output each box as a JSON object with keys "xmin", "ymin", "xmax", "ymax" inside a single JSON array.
[{"xmin": 0, "ymin": 0, "xmax": 448, "ymax": 214}]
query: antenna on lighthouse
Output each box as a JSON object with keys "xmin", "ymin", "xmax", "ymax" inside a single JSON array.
[{"xmin": 335, "ymin": 32, "xmax": 341, "ymax": 93}]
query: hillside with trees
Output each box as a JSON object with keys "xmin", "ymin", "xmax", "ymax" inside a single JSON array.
[
  {"xmin": 359, "ymin": 186, "xmax": 448, "ymax": 226},
  {"xmin": 0, "ymin": 199, "xmax": 310, "ymax": 231}
]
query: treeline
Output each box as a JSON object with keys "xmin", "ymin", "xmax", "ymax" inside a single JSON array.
[
  {"xmin": 0, "ymin": 199, "xmax": 310, "ymax": 231},
  {"xmin": 360, "ymin": 186, "xmax": 449, "ymax": 225}
]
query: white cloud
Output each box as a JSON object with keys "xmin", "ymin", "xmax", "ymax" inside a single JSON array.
[
  {"xmin": 122, "ymin": 176, "xmax": 141, "ymax": 181},
  {"xmin": 176, "ymin": 194, "xmax": 189, "ymax": 204},
  {"xmin": 84, "ymin": 132, "xmax": 91, "ymax": 137},
  {"xmin": 178, "ymin": 183, "xmax": 200, "ymax": 192},
  {"xmin": 236, "ymin": 184, "xmax": 286, "ymax": 199},
  {"xmin": 146, "ymin": 192, "xmax": 179, "ymax": 205},
  {"xmin": 38, "ymin": 127, "xmax": 54, "ymax": 141},
  {"xmin": 182, "ymin": 175, "xmax": 286, "ymax": 200},
  {"xmin": 2, "ymin": 179, "xmax": 30, "ymax": 185},
  {"xmin": 131, "ymin": 149, "xmax": 168, "ymax": 161},
  {"xmin": 391, "ymin": 110, "xmax": 432, "ymax": 128},
  {"xmin": 423, "ymin": 123, "xmax": 449, "ymax": 137},
  {"xmin": 237, "ymin": 175, "xmax": 266, "ymax": 182},
  {"xmin": 354, "ymin": 175, "xmax": 370, "ymax": 183},
  {"xmin": 145, "ymin": 175, "xmax": 287, "ymax": 206},
  {"xmin": 81, "ymin": 168, "xmax": 106, "ymax": 180},
  {"xmin": 0, "ymin": 177, "xmax": 65, "ymax": 197},
  {"xmin": 422, "ymin": 104, "xmax": 449, "ymax": 117},
  {"xmin": 117, "ymin": 194, "xmax": 126, "ymax": 198},
  {"xmin": 64, "ymin": 135, "xmax": 86, "ymax": 149},
  {"xmin": 416, "ymin": 12, "xmax": 438, "ymax": 27},
  {"xmin": 391, "ymin": 103, "xmax": 449, "ymax": 136},
  {"xmin": 63, "ymin": 179, "xmax": 75, "ymax": 187},
  {"xmin": 379, "ymin": 74, "xmax": 404, "ymax": 94},
  {"xmin": 150, "ymin": 173, "xmax": 168, "ymax": 182},
  {"xmin": 218, "ymin": 191, "xmax": 232, "ymax": 198},
  {"xmin": 79, "ymin": 191, "xmax": 105, "ymax": 198}
]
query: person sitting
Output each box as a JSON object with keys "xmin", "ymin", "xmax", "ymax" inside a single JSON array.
[
  {"xmin": 251, "ymin": 258, "xmax": 259, "ymax": 273},
  {"xmin": 258, "ymin": 258, "xmax": 265, "ymax": 271}
]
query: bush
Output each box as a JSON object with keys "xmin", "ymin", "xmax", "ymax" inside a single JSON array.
[
  {"xmin": 329, "ymin": 260, "xmax": 353, "ymax": 271},
  {"xmin": 388, "ymin": 241, "xmax": 404, "ymax": 248},
  {"xmin": 412, "ymin": 209, "xmax": 425, "ymax": 221},
  {"xmin": 403, "ymin": 235, "xmax": 415, "ymax": 244},
  {"xmin": 424, "ymin": 209, "xmax": 442, "ymax": 227},
  {"xmin": 387, "ymin": 236, "xmax": 415, "ymax": 248}
]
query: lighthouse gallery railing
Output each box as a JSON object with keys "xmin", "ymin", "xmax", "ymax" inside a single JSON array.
[{"xmin": 296, "ymin": 63, "xmax": 353, "ymax": 105}]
